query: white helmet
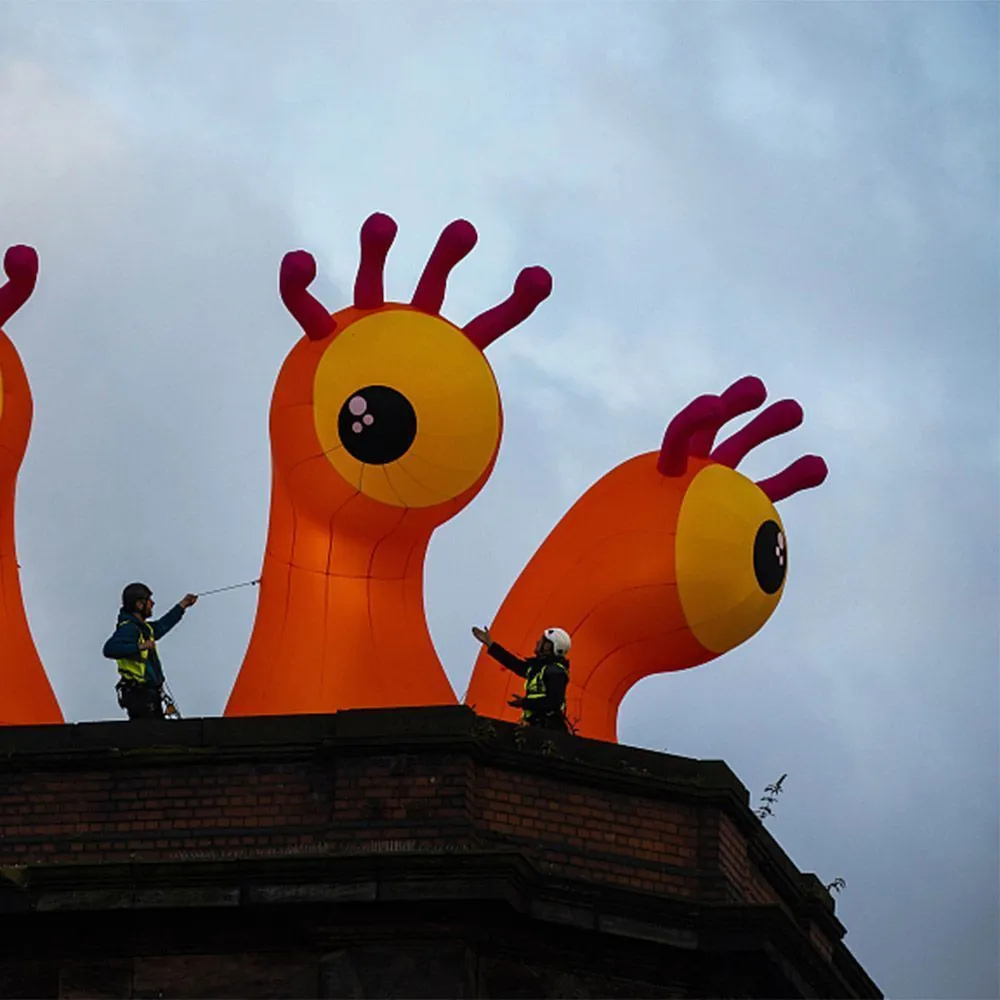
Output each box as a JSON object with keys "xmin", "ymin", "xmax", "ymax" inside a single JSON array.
[{"xmin": 542, "ymin": 627, "xmax": 571, "ymax": 657}]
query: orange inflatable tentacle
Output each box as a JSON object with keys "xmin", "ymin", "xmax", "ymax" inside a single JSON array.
[
  {"xmin": 229, "ymin": 523, "xmax": 458, "ymax": 715},
  {"xmin": 227, "ymin": 409, "xmax": 467, "ymax": 715},
  {"xmin": 226, "ymin": 214, "xmax": 550, "ymax": 717},
  {"xmin": 464, "ymin": 453, "xmax": 713, "ymax": 740},
  {"xmin": 0, "ymin": 248, "xmax": 62, "ymax": 724},
  {"xmin": 465, "ymin": 374, "xmax": 827, "ymax": 744}
]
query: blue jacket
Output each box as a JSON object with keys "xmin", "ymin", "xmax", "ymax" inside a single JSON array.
[{"xmin": 102, "ymin": 605, "xmax": 185, "ymax": 687}]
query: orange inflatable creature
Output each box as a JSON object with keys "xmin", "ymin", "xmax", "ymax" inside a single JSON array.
[
  {"xmin": 464, "ymin": 376, "xmax": 828, "ymax": 742},
  {"xmin": 0, "ymin": 246, "xmax": 62, "ymax": 724},
  {"xmin": 226, "ymin": 214, "xmax": 552, "ymax": 716}
]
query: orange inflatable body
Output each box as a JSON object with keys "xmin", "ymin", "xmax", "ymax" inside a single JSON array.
[
  {"xmin": 464, "ymin": 377, "xmax": 828, "ymax": 742},
  {"xmin": 0, "ymin": 246, "xmax": 62, "ymax": 724},
  {"xmin": 226, "ymin": 215, "xmax": 551, "ymax": 716}
]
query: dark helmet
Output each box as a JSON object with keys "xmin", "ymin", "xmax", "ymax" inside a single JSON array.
[{"xmin": 121, "ymin": 582, "xmax": 152, "ymax": 612}]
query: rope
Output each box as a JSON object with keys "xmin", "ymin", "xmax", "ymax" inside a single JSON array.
[
  {"xmin": 196, "ymin": 578, "xmax": 260, "ymax": 597},
  {"xmin": 153, "ymin": 576, "xmax": 260, "ymax": 719},
  {"xmin": 162, "ymin": 678, "xmax": 183, "ymax": 720}
]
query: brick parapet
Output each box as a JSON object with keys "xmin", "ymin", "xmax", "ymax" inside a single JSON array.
[{"xmin": 0, "ymin": 705, "xmax": 872, "ymax": 997}]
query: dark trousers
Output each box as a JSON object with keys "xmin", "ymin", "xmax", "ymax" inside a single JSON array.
[
  {"xmin": 523, "ymin": 713, "xmax": 568, "ymax": 733},
  {"xmin": 117, "ymin": 682, "xmax": 164, "ymax": 720}
]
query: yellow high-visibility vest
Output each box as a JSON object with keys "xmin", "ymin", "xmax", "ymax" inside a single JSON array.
[
  {"xmin": 116, "ymin": 619, "xmax": 156, "ymax": 685},
  {"xmin": 522, "ymin": 659, "xmax": 568, "ymax": 720}
]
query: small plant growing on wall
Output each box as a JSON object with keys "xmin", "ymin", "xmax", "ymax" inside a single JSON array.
[{"xmin": 755, "ymin": 773, "xmax": 787, "ymax": 820}]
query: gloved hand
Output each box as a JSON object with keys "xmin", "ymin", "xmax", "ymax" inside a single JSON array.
[{"xmin": 507, "ymin": 696, "xmax": 527, "ymax": 710}]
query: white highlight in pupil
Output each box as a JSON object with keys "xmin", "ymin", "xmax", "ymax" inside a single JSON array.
[
  {"xmin": 363, "ymin": 414, "xmax": 374, "ymax": 426},
  {"xmin": 352, "ymin": 421, "xmax": 363, "ymax": 434},
  {"xmin": 348, "ymin": 396, "xmax": 367, "ymax": 416}
]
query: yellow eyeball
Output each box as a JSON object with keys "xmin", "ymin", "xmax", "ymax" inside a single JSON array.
[
  {"xmin": 312, "ymin": 308, "xmax": 501, "ymax": 508},
  {"xmin": 675, "ymin": 463, "xmax": 787, "ymax": 654}
]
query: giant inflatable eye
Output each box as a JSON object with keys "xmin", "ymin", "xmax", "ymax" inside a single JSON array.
[
  {"xmin": 313, "ymin": 309, "xmax": 501, "ymax": 508},
  {"xmin": 675, "ymin": 463, "xmax": 786, "ymax": 654},
  {"xmin": 753, "ymin": 519, "xmax": 787, "ymax": 594},
  {"xmin": 337, "ymin": 385, "xmax": 417, "ymax": 465}
]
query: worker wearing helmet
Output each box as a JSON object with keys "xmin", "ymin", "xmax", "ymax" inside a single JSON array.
[
  {"xmin": 103, "ymin": 582, "xmax": 197, "ymax": 720},
  {"xmin": 471, "ymin": 625, "xmax": 572, "ymax": 732}
]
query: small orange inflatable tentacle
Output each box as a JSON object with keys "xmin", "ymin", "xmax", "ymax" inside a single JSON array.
[{"xmin": 0, "ymin": 248, "xmax": 62, "ymax": 724}]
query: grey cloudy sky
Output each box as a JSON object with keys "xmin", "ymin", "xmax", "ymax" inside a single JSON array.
[{"xmin": 0, "ymin": 3, "xmax": 996, "ymax": 997}]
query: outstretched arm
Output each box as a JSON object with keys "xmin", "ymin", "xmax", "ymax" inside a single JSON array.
[
  {"xmin": 151, "ymin": 604, "xmax": 185, "ymax": 640},
  {"xmin": 472, "ymin": 626, "xmax": 530, "ymax": 678},
  {"xmin": 485, "ymin": 641, "xmax": 531, "ymax": 678},
  {"xmin": 151, "ymin": 593, "xmax": 197, "ymax": 640}
]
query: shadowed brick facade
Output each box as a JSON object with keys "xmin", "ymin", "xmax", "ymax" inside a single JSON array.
[{"xmin": 0, "ymin": 706, "xmax": 879, "ymax": 998}]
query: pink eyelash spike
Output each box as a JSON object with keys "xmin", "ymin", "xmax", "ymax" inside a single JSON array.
[
  {"xmin": 354, "ymin": 212, "xmax": 398, "ymax": 310},
  {"xmin": 463, "ymin": 267, "xmax": 553, "ymax": 351},
  {"xmin": 411, "ymin": 220, "xmax": 478, "ymax": 315},
  {"xmin": 711, "ymin": 399, "xmax": 804, "ymax": 470},
  {"xmin": 757, "ymin": 455, "xmax": 828, "ymax": 502},
  {"xmin": 689, "ymin": 375, "xmax": 767, "ymax": 456},
  {"xmin": 657, "ymin": 395, "xmax": 724, "ymax": 477},
  {"xmin": 279, "ymin": 250, "xmax": 335, "ymax": 342},
  {"xmin": 0, "ymin": 245, "xmax": 39, "ymax": 328}
]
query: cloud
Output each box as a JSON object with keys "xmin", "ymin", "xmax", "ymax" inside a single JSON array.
[
  {"xmin": 0, "ymin": 4, "xmax": 996, "ymax": 997},
  {"xmin": 0, "ymin": 56, "xmax": 301, "ymax": 720}
]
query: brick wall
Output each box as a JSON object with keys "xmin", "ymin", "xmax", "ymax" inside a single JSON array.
[
  {"xmin": 0, "ymin": 761, "xmax": 332, "ymax": 864},
  {"xmin": 718, "ymin": 811, "xmax": 780, "ymax": 905},
  {"xmin": 0, "ymin": 748, "xmax": 772, "ymax": 907},
  {"xmin": 0, "ymin": 708, "xmax": 878, "ymax": 999},
  {"xmin": 475, "ymin": 764, "xmax": 700, "ymax": 897}
]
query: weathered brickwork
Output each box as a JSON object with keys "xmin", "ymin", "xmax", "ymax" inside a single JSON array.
[
  {"xmin": 475, "ymin": 764, "xmax": 700, "ymax": 897},
  {"xmin": 0, "ymin": 749, "xmax": 766, "ymax": 907},
  {"xmin": 0, "ymin": 762, "xmax": 332, "ymax": 864},
  {"xmin": 717, "ymin": 811, "xmax": 780, "ymax": 905},
  {"xmin": 0, "ymin": 753, "xmax": 483, "ymax": 866},
  {"xmin": 0, "ymin": 752, "xmax": 763, "ymax": 907},
  {"xmin": 0, "ymin": 707, "xmax": 879, "ymax": 998}
]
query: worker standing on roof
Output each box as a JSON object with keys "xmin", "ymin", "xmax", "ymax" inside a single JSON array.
[
  {"xmin": 103, "ymin": 583, "xmax": 197, "ymax": 720},
  {"xmin": 471, "ymin": 625, "xmax": 572, "ymax": 733}
]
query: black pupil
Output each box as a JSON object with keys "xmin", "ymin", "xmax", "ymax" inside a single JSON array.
[
  {"xmin": 337, "ymin": 385, "xmax": 417, "ymax": 465},
  {"xmin": 753, "ymin": 520, "xmax": 787, "ymax": 595}
]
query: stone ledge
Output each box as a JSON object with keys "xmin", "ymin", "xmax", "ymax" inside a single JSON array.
[{"xmin": 0, "ymin": 706, "xmax": 747, "ymax": 805}]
